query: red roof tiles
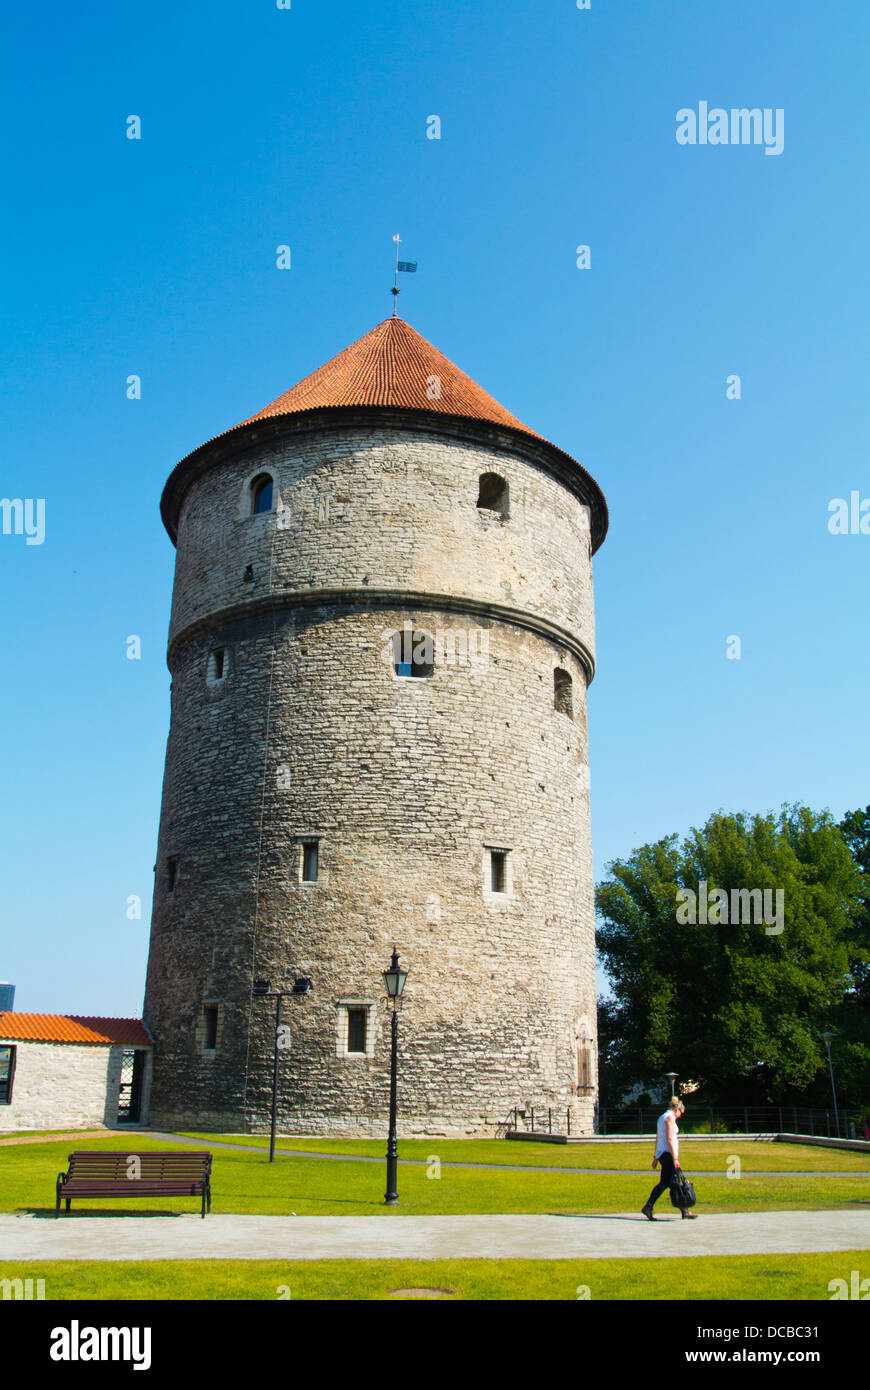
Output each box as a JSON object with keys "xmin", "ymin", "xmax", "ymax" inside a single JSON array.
[
  {"xmin": 235, "ymin": 316, "xmax": 542, "ymax": 438},
  {"xmin": 0, "ymin": 1014, "xmax": 152, "ymax": 1046},
  {"xmin": 160, "ymin": 314, "xmax": 609, "ymax": 551}
]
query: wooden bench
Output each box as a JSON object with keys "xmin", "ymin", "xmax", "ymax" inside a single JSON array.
[{"xmin": 56, "ymin": 1151, "xmax": 212, "ymax": 1218}]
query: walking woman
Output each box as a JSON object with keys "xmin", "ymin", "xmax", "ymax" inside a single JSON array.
[{"xmin": 642, "ymin": 1097, "xmax": 697, "ymax": 1220}]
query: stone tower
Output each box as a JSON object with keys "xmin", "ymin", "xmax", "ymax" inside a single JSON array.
[{"xmin": 143, "ymin": 316, "xmax": 608, "ymax": 1135}]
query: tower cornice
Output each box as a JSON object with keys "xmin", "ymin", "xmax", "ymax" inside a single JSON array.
[
  {"xmin": 160, "ymin": 406, "xmax": 609, "ymax": 553},
  {"xmin": 166, "ymin": 586, "xmax": 597, "ymax": 683}
]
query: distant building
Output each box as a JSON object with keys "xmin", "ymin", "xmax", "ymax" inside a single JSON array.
[{"xmin": 0, "ymin": 1014, "xmax": 152, "ymax": 1132}]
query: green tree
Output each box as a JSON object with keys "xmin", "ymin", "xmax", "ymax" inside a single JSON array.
[
  {"xmin": 596, "ymin": 806, "xmax": 864, "ymax": 1106},
  {"xmin": 829, "ymin": 806, "xmax": 870, "ymax": 1108}
]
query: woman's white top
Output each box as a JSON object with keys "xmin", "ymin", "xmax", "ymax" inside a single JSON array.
[{"xmin": 655, "ymin": 1110, "xmax": 679, "ymax": 1159}]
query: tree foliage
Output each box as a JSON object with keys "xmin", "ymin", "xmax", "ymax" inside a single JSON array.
[
  {"xmin": 596, "ymin": 806, "xmax": 865, "ymax": 1105},
  {"xmin": 830, "ymin": 806, "xmax": 870, "ymax": 1103}
]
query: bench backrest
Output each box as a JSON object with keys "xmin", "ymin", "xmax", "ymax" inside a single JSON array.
[{"xmin": 66, "ymin": 1151, "xmax": 211, "ymax": 1180}]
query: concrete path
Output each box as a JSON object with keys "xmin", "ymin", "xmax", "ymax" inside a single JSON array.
[
  {"xmin": 3, "ymin": 1130, "xmax": 865, "ymax": 1176},
  {"xmin": 1, "ymin": 1210, "xmax": 869, "ymax": 1262},
  {"xmin": 138, "ymin": 1131, "xmax": 868, "ymax": 1178},
  {"xmin": 0, "ymin": 1131, "xmax": 109, "ymax": 1148}
]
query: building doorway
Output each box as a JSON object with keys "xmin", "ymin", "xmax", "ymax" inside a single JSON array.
[{"xmin": 117, "ymin": 1048, "xmax": 145, "ymax": 1123}]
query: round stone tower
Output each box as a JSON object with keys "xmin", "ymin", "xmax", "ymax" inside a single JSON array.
[{"xmin": 143, "ymin": 316, "xmax": 608, "ymax": 1136}]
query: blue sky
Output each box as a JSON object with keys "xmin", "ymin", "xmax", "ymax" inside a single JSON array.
[{"xmin": 1, "ymin": 1, "xmax": 867, "ymax": 1014}]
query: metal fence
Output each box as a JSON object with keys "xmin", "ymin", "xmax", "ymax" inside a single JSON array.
[
  {"xmin": 598, "ymin": 1105, "xmax": 869, "ymax": 1139},
  {"xmin": 499, "ymin": 1103, "xmax": 869, "ymax": 1139},
  {"xmin": 497, "ymin": 1107, "xmax": 576, "ymax": 1137}
]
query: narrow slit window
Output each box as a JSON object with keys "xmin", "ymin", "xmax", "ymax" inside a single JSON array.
[
  {"xmin": 490, "ymin": 850, "xmax": 507, "ymax": 894},
  {"xmin": 347, "ymin": 1008, "xmax": 367, "ymax": 1054},
  {"xmin": 302, "ymin": 841, "xmax": 319, "ymax": 882},
  {"xmin": 203, "ymin": 1005, "xmax": 218, "ymax": 1051},
  {"xmin": 167, "ymin": 856, "xmax": 178, "ymax": 893},
  {"xmin": 208, "ymin": 648, "xmax": 226, "ymax": 684},
  {"xmin": 554, "ymin": 668, "xmax": 574, "ymax": 719},
  {"xmin": 250, "ymin": 474, "xmax": 274, "ymax": 514}
]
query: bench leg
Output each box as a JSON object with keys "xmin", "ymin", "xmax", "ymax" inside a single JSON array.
[
  {"xmin": 55, "ymin": 1187, "xmax": 61, "ymax": 1219},
  {"xmin": 65, "ymin": 1198, "xmax": 71, "ymax": 1213}
]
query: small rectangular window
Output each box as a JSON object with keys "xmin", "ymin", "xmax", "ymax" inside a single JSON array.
[
  {"xmin": 203, "ymin": 1005, "xmax": 218, "ymax": 1051},
  {"xmin": 490, "ymin": 850, "xmax": 507, "ymax": 893},
  {"xmin": 347, "ymin": 1008, "xmax": 367, "ymax": 1054},
  {"xmin": 302, "ymin": 842, "xmax": 319, "ymax": 882},
  {"xmin": 167, "ymin": 856, "xmax": 178, "ymax": 893},
  {"xmin": 0, "ymin": 1045, "xmax": 17, "ymax": 1103},
  {"xmin": 213, "ymin": 648, "xmax": 225, "ymax": 680}
]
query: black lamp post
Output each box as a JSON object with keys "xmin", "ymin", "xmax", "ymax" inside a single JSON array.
[
  {"xmin": 820, "ymin": 1031, "xmax": 840, "ymax": 1138},
  {"xmin": 382, "ymin": 947, "xmax": 408, "ymax": 1205},
  {"xmin": 253, "ymin": 976, "xmax": 313, "ymax": 1162}
]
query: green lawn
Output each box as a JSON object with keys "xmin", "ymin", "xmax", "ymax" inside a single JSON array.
[
  {"xmin": 179, "ymin": 1133, "xmax": 870, "ymax": 1173},
  {"xmin": 3, "ymin": 1134, "xmax": 868, "ymax": 1217},
  {"xmin": 1, "ymin": 1252, "xmax": 867, "ymax": 1300}
]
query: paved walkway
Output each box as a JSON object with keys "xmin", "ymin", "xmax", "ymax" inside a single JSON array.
[
  {"xmin": 0, "ymin": 1131, "xmax": 109, "ymax": 1148},
  {"xmin": 3, "ymin": 1130, "xmax": 865, "ymax": 1177},
  {"xmin": 137, "ymin": 1132, "xmax": 866, "ymax": 1178},
  {"xmin": 2, "ymin": 1210, "xmax": 869, "ymax": 1262}
]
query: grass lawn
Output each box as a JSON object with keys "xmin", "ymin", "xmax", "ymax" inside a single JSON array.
[
  {"xmin": 2, "ymin": 1135, "xmax": 868, "ymax": 1217},
  {"xmin": 1, "ymin": 1251, "xmax": 867, "ymax": 1300},
  {"xmin": 179, "ymin": 1133, "xmax": 870, "ymax": 1173}
]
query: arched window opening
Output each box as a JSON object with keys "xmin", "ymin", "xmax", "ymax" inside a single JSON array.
[
  {"xmin": 250, "ymin": 474, "xmax": 274, "ymax": 515},
  {"xmin": 554, "ymin": 668, "xmax": 574, "ymax": 720},
  {"xmin": 476, "ymin": 472, "xmax": 509, "ymax": 520},
  {"xmin": 392, "ymin": 628, "xmax": 435, "ymax": 678}
]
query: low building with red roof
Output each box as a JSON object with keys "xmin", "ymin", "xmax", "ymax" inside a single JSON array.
[{"xmin": 0, "ymin": 1013, "xmax": 153, "ymax": 1132}]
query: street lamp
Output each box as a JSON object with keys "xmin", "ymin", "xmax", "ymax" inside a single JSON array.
[
  {"xmin": 382, "ymin": 948, "xmax": 408, "ymax": 1205},
  {"xmin": 253, "ymin": 976, "xmax": 313, "ymax": 1162},
  {"xmin": 665, "ymin": 1072, "xmax": 679, "ymax": 1100},
  {"xmin": 820, "ymin": 1031, "xmax": 840, "ymax": 1138}
]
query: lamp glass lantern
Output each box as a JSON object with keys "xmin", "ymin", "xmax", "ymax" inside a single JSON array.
[{"xmin": 382, "ymin": 949, "xmax": 408, "ymax": 1003}]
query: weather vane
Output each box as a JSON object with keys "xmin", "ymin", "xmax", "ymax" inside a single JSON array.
[{"xmin": 392, "ymin": 234, "xmax": 417, "ymax": 315}]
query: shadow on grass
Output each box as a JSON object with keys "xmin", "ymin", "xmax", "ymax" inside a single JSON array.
[{"xmin": 27, "ymin": 1209, "xmax": 189, "ymax": 1220}]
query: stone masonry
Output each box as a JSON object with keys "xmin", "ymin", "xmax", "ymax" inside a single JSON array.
[
  {"xmin": 143, "ymin": 320, "xmax": 608, "ymax": 1136},
  {"xmin": 0, "ymin": 1040, "xmax": 150, "ymax": 1132}
]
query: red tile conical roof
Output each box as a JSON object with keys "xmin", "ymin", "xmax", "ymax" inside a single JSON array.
[
  {"xmin": 161, "ymin": 315, "xmax": 608, "ymax": 550},
  {"xmin": 235, "ymin": 316, "xmax": 541, "ymax": 437}
]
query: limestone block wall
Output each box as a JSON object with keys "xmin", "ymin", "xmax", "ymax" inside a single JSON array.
[
  {"xmin": 145, "ymin": 606, "xmax": 596, "ymax": 1134},
  {"xmin": 166, "ymin": 419, "xmax": 597, "ymax": 670},
  {"xmin": 145, "ymin": 418, "xmax": 601, "ymax": 1135},
  {"xmin": 0, "ymin": 1041, "xmax": 153, "ymax": 1132}
]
